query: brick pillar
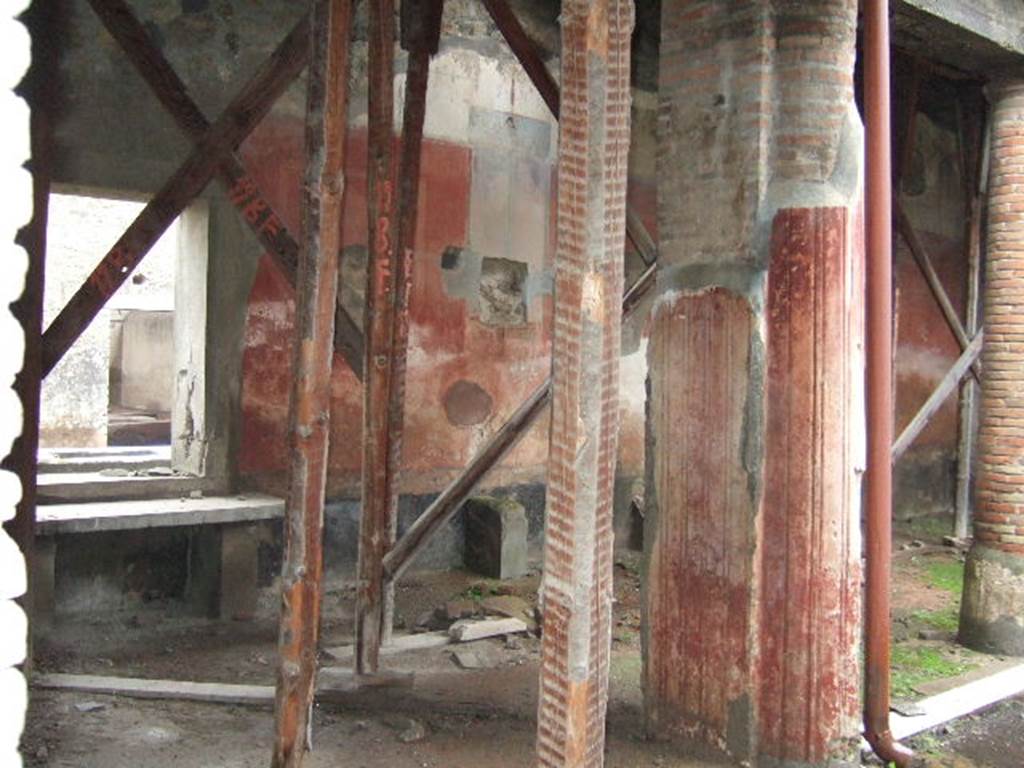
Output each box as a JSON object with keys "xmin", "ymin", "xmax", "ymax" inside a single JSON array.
[
  {"xmin": 536, "ymin": 0, "xmax": 633, "ymax": 766},
  {"xmin": 960, "ymin": 80, "xmax": 1024, "ymax": 656},
  {"xmin": 643, "ymin": 2, "xmax": 862, "ymax": 764}
]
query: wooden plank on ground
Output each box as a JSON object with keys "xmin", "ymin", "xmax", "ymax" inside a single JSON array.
[
  {"xmin": 449, "ymin": 617, "xmax": 528, "ymax": 642},
  {"xmin": 34, "ymin": 674, "xmax": 274, "ymax": 706},
  {"xmin": 889, "ymin": 662, "xmax": 1024, "ymax": 740},
  {"xmin": 324, "ymin": 631, "xmax": 453, "ymax": 661},
  {"xmin": 34, "ymin": 670, "xmax": 414, "ymax": 706}
]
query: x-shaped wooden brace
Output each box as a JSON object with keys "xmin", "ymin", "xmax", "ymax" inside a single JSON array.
[{"xmin": 41, "ymin": 1, "xmax": 365, "ymax": 380}]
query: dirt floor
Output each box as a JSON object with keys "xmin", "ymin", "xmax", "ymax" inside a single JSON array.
[
  {"xmin": 884, "ymin": 515, "xmax": 1024, "ymax": 768},
  {"xmin": 20, "ymin": 524, "xmax": 1024, "ymax": 767},
  {"xmin": 25, "ymin": 553, "xmax": 735, "ymax": 767}
]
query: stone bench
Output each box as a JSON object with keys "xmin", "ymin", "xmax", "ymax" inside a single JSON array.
[{"xmin": 33, "ymin": 493, "xmax": 285, "ymax": 624}]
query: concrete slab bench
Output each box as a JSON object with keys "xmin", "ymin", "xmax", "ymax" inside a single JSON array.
[{"xmin": 33, "ymin": 493, "xmax": 285, "ymax": 624}]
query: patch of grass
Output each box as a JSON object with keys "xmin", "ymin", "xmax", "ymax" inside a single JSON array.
[
  {"xmin": 910, "ymin": 607, "xmax": 959, "ymax": 632},
  {"xmin": 890, "ymin": 644, "xmax": 978, "ymax": 699},
  {"xmin": 926, "ymin": 560, "xmax": 964, "ymax": 595}
]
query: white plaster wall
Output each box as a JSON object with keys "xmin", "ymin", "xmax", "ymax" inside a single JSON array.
[
  {"xmin": 1, "ymin": 2, "xmax": 32, "ymax": 763},
  {"xmin": 40, "ymin": 194, "xmax": 177, "ymax": 447}
]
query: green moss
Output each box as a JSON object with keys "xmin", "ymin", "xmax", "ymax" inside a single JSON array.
[
  {"xmin": 926, "ymin": 561, "xmax": 964, "ymax": 595},
  {"xmin": 910, "ymin": 607, "xmax": 960, "ymax": 632},
  {"xmin": 890, "ymin": 644, "xmax": 978, "ymax": 699}
]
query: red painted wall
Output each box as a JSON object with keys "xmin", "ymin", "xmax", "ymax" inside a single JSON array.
[{"xmin": 236, "ymin": 116, "xmax": 555, "ymax": 496}]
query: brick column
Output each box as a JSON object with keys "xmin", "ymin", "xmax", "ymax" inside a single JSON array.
[
  {"xmin": 644, "ymin": 2, "xmax": 862, "ymax": 764},
  {"xmin": 960, "ymin": 80, "xmax": 1024, "ymax": 656},
  {"xmin": 536, "ymin": 0, "xmax": 633, "ymax": 766}
]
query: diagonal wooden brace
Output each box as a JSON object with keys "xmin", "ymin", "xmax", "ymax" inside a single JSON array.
[
  {"xmin": 381, "ymin": 262, "xmax": 656, "ymax": 583},
  {"xmin": 479, "ymin": 0, "xmax": 656, "ymax": 267},
  {"xmin": 41, "ymin": 15, "xmax": 311, "ymax": 378},
  {"xmin": 892, "ymin": 331, "xmax": 983, "ymax": 461},
  {"xmin": 85, "ymin": 0, "xmax": 363, "ymax": 379},
  {"xmin": 894, "ymin": 198, "xmax": 982, "ymax": 383}
]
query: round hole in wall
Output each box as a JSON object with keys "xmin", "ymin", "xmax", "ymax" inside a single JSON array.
[{"xmin": 443, "ymin": 379, "xmax": 493, "ymax": 427}]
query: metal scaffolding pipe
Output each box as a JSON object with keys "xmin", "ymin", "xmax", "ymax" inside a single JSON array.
[{"xmin": 863, "ymin": 1, "xmax": 913, "ymax": 765}]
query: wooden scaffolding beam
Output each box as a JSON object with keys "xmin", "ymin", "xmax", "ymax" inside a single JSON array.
[
  {"xmin": 271, "ymin": 0, "xmax": 352, "ymax": 765},
  {"xmin": 479, "ymin": 0, "xmax": 656, "ymax": 267},
  {"xmin": 355, "ymin": 0, "xmax": 401, "ymax": 675},
  {"xmin": 40, "ymin": 15, "xmax": 310, "ymax": 378},
  {"xmin": 84, "ymin": 0, "xmax": 364, "ymax": 378}
]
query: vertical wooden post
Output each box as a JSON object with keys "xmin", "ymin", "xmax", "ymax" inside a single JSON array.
[
  {"xmin": 536, "ymin": 1, "xmax": 633, "ymax": 766},
  {"xmin": 955, "ymin": 94, "xmax": 987, "ymax": 541},
  {"xmin": 271, "ymin": 1, "xmax": 351, "ymax": 764},
  {"xmin": 373, "ymin": 0, "xmax": 444, "ymax": 641},
  {"xmin": 355, "ymin": 0, "xmax": 399, "ymax": 675}
]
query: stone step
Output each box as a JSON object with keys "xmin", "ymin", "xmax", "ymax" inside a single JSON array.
[
  {"xmin": 36, "ymin": 471, "xmax": 215, "ymax": 504},
  {"xmin": 35, "ymin": 493, "xmax": 284, "ymax": 535},
  {"xmin": 37, "ymin": 445, "xmax": 171, "ymax": 474}
]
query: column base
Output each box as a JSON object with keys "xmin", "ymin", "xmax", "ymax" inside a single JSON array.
[{"xmin": 960, "ymin": 545, "xmax": 1024, "ymax": 656}]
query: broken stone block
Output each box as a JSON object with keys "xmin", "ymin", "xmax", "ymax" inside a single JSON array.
[
  {"xmin": 464, "ymin": 496, "xmax": 528, "ymax": 580},
  {"xmin": 480, "ymin": 594, "xmax": 536, "ymax": 632},
  {"xmin": 445, "ymin": 599, "xmax": 477, "ymax": 621}
]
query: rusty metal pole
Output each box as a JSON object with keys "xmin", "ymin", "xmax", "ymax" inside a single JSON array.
[
  {"xmin": 271, "ymin": 0, "xmax": 351, "ymax": 764},
  {"xmin": 863, "ymin": 1, "xmax": 913, "ymax": 765},
  {"xmin": 355, "ymin": 0, "xmax": 399, "ymax": 675}
]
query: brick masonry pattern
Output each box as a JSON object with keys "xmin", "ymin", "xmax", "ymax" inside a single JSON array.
[
  {"xmin": 975, "ymin": 82, "xmax": 1024, "ymax": 556},
  {"xmin": 536, "ymin": 0, "xmax": 634, "ymax": 766}
]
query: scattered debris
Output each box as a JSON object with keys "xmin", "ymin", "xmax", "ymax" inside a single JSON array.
[
  {"xmin": 73, "ymin": 701, "xmax": 107, "ymax": 713},
  {"xmin": 480, "ymin": 595, "xmax": 535, "ymax": 631},
  {"xmin": 891, "ymin": 700, "xmax": 926, "ymax": 717},
  {"xmin": 451, "ymin": 649, "xmax": 487, "ymax": 670},
  {"xmin": 385, "ymin": 717, "xmax": 427, "ymax": 743},
  {"xmin": 445, "ymin": 599, "xmax": 477, "ymax": 621}
]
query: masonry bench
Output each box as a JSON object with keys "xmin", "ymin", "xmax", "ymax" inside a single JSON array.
[{"xmin": 33, "ymin": 493, "xmax": 285, "ymax": 623}]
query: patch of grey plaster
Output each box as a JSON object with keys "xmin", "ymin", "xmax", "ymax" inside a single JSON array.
[
  {"xmin": 439, "ymin": 245, "xmax": 551, "ymax": 326},
  {"xmin": 754, "ymin": 103, "xmax": 864, "ymax": 271},
  {"xmin": 900, "ymin": 0, "xmax": 1024, "ymax": 56},
  {"xmin": 741, "ymin": 320, "xmax": 766, "ymax": 509},
  {"xmin": 468, "ymin": 106, "xmax": 551, "ymax": 157},
  {"xmin": 725, "ymin": 694, "xmax": 754, "ymax": 761},
  {"xmin": 651, "ymin": 261, "xmax": 766, "ymax": 316},
  {"xmin": 339, "ymin": 244, "xmax": 368, "ymax": 331}
]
